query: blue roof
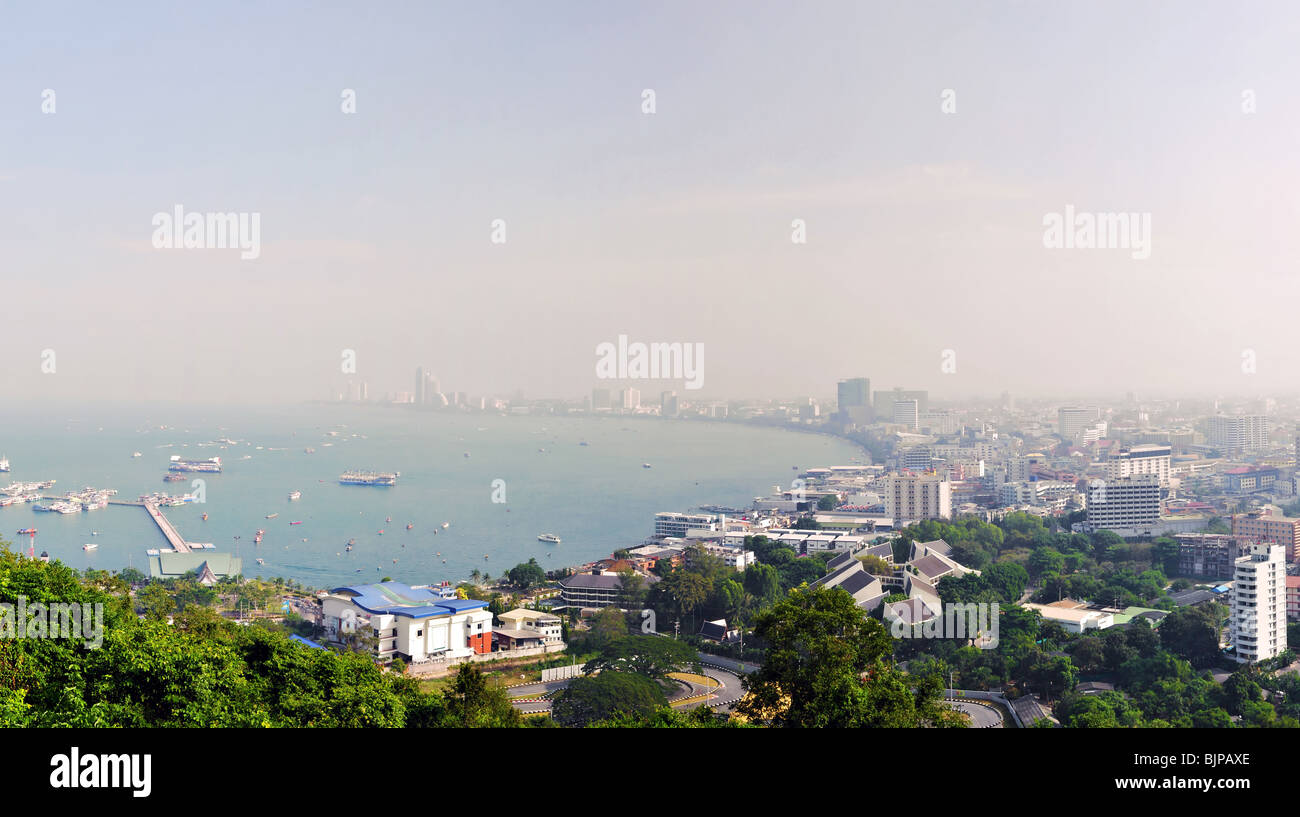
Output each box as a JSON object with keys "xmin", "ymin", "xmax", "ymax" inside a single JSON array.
[
  {"xmin": 330, "ymin": 581, "xmax": 489, "ymax": 619},
  {"xmin": 288, "ymin": 634, "xmax": 326, "ymax": 650}
]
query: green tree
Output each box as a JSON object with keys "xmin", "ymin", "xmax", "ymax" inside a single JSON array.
[
  {"xmin": 440, "ymin": 664, "xmax": 522, "ymax": 728},
  {"xmin": 551, "ymin": 672, "xmax": 667, "ymax": 727}
]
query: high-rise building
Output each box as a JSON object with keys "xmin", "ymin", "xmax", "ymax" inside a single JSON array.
[
  {"xmin": 874, "ymin": 388, "xmax": 928, "ymax": 417},
  {"xmin": 1229, "ymin": 543, "xmax": 1286, "ymax": 662},
  {"xmin": 661, "ymin": 391, "xmax": 679, "ymax": 417},
  {"xmin": 591, "ymin": 388, "xmax": 611, "ymax": 411},
  {"xmin": 620, "ymin": 388, "xmax": 640, "ymax": 410},
  {"xmin": 879, "ymin": 472, "xmax": 951, "ymax": 521},
  {"xmin": 837, "ymin": 378, "xmax": 872, "ymax": 424},
  {"xmin": 1058, "ymin": 406, "xmax": 1099, "ymax": 439},
  {"xmin": 1107, "ymin": 444, "xmax": 1172, "ymax": 485},
  {"xmin": 1207, "ymin": 415, "xmax": 1268, "ymax": 452},
  {"xmin": 415, "ymin": 367, "xmax": 426, "ymax": 405},
  {"xmin": 1085, "ymin": 474, "xmax": 1161, "ymax": 535},
  {"xmin": 892, "ymin": 399, "xmax": 920, "ymax": 430}
]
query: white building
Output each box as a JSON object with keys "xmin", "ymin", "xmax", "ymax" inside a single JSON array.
[
  {"xmin": 1230, "ymin": 543, "xmax": 1287, "ymax": 662},
  {"xmin": 321, "ymin": 582, "xmax": 493, "ymax": 663},
  {"xmin": 1208, "ymin": 415, "xmax": 1268, "ymax": 452},
  {"xmin": 879, "ymin": 472, "xmax": 951, "ymax": 521},
  {"xmin": 1085, "ymin": 474, "xmax": 1162, "ymax": 535},
  {"xmin": 1058, "ymin": 406, "xmax": 1099, "ymax": 439},
  {"xmin": 497, "ymin": 608, "xmax": 564, "ymax": 645},
  {"xmin": 1107, "ymin": 444, "xmax": 1172, "ymax": 486},
  {"xmin": 892, "ymin": 399, "xmax": 920, "ymax": 430},
  {"xmin": 654, "ymin": 512, "xmax": 717, "ymax": 538}
]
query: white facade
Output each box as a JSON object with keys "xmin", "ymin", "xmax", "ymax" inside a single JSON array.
[
  {"xmin": 321, "ymin": 588, "xmax": 492, "ymax": 663},
  {"xmin": 879, "ymin": 472, "xmax": 952, "ymax": 521},
  {"xmin": 1230, "ymin": 543, "xmax": 1287, "ymax": 662},
  {"xmin": 1085, "ymin": 474, "xmax": 1161, "ymax": 534},
  {"xmin": 1208, "ymin": 415, "xmax": 1268, "ymax": 452},
  {"xmin": 655, "ymin": 512, "xmax": 717, "ymax": 538},
  {"xmin": 1107, "ymin": 444, "xmax": 1172, "ymax": 485},
  {"xmin": 1058, "ymin": 406, "xmax": 1099, "ymax": 438}
]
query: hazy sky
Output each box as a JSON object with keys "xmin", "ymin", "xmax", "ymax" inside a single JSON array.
[{"xmin": 3, "ymin": 1, "xmax": 1300, "ymax": 404}]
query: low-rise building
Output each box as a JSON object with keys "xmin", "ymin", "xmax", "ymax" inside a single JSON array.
[
  {"xmin": 497, "ymin": 608, "xmax": 564, "ymax": 644},
  {"xmin": 321, "ymin": 582, "xmax": 493, "ymax": 663}
]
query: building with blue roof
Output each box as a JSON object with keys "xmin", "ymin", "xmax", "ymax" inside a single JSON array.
[{"xmin": 320, "ymin": 581, "xmax": 493, "ymax": 665}]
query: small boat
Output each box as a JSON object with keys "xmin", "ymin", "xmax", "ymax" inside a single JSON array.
[
  {"xmin": 642, "ymin": 463, "xmax": 652, "ymax": 469},
  {"xmin": 377, "ymin": 529, "xmax": 385, "ymax": 535},
  {"xmin": 345, "ymin": 544, "xmax": 353, "ymax": 552},
  {"xmin": 82, "ymin": 543, "xmax": 98, "ymax": 551},
  {"xmin": 386, "ymin": 516, "xmax": 392, "ymax": 523},
  {"xmin": 131, "ymin": 452, "xmax": 142, "ymax": 458},
  {"xmin": 91, "ymin": 530, "xmax": 100, "ymax": 536},
  {"xmin": 405, "ymin": 523, "xmax": 413, "ymax": 530},
  {"xmin": 256, "ymin": 529, "xmax": 265, "ymax": 536},
  {"xmin": 347, "ymin": 538, "xmax": 355, "ymax": 545},
  {"xmin": 483, "ymin": 554, "xmax": 489, "ymax": 560},
  {"xmin": 256, "ymin": 558, "xmax": 265, "ymax": 565},
  {"xmin": 463, "ymin": 452, "xmax": 470, "ymax": 458},
  {"xmin": 266, "ymin": 513, "xmax": 278, "ymax": 519},
  {"xmin": 16, "ymin": 528, "xmax": 35, "ymax": 535},
  {"xmin": 538, "ymin": 533, "xmax": 561, "ymax": 544},
  {"xmin": 201, "ymin": 513, "xmax": 208, "ymax": 521},
  {"xmin": 290, "ymin": 521, "xmax": 303, "ymax": 525},
  {"xmin": 441, "ymin": 522, "xmax": 450, "ymax": 529},
  {"xmin": 288, "ymin": 491, "xmax": 301, "ymax": 501}
]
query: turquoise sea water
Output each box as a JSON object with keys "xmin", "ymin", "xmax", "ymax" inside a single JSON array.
[{"xmin": 0, "ymin": 403, "xmax": 862, "ymax": 589}]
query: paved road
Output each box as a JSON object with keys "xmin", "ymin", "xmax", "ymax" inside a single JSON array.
[{"xmin": 948, "ymin": 700, "xmax": 1003, "ymax": 728}]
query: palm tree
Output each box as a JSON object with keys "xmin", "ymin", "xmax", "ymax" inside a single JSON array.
[{"xmin": 470, "ymin": 568, "xmax": 482, "ymax": 585}]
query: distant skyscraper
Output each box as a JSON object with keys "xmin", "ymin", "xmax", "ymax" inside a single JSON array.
[
  {"xmin": 415, "ymin": 367, "xmax": 426, "ymax": 405},
  {"xmin": 621, "ymin": 388, "xmax": 640, "ymax": 410},
  {"xmin": 874, "ymin": 388, "xmax": 928, "ymax": 416},
  {"xmin": 661, "ymin": 391, "xmax": 679, "ymax": 417},
  {"xmin": 1208, "ymin": 415, "xmax": 1268, "ymax": 452},
  {"xmin": 892, "ymin": 399, "xmax": 919, "ymax": 430},
  {"xmin": 837, "ymin": 377, "xmax": 872, "ymax": 425},
  {"xmin": 1058, "ymin": 406, "xmax": 1099, "ymax": 439},
  {"xmin": 591, "ymin": 388, "xmax": 611, "ymax": 410}
]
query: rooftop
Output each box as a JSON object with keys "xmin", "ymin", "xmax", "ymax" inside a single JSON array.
[{"xmin": 329, "ymin": 581, "xmax": 488, "ymax": 619}]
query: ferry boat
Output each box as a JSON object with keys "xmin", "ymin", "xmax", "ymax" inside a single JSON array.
[
  {"xmin": 339, "ymin": 470, "xmax": 397, "ymax": 486},
  {"xmin": 288, "ymin": 491, "xmax": 302, "ymax": 500},
  {"xmin": 168, "ymin": 456, "xmax": 222, "ymax": 473},
  {"xmin": 163, "ymin": 473, "xmax": 187, "ymax": 482},
  {"xmin": 538, "ymin": 533, "xmax": 561, "ymax": 544},
  {"xmin": 16, "ymin": 528, "xmax": 36, "ymax": 535},
  {"xmin": 0, "ymin": 457, "xmax": 9, "ymax": 472},
  {"xmin": 82, "ymin": 543, "xmax": 98, "ymax": 551}
]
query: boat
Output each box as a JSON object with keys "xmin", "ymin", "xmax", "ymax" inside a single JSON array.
[
  {"xmin": 304, "ymin": 448, "xmax": 315, "ymax": 454},
  {"xmin": 168, "ymin": 456, "xmax": 222, "ymax": 473},
  {"xmin": 0, "ymin": 457, "xmax": 8, "ymax": 472},
  {"xmin": 386, "ymin": 516, "xmax": 392, "ymax": 523},
  {"xmin": 377, "ymin": 529, "xmax": 384, "ymax": 535},
  {"xmin": 288, "ymin": 491, "xmax": 302, "ymax": 500},
  {"xmin": 131, "ymin": 452, "xmax": 142, "ymax": 458},
  {"xmin": 642, "ymin": 463, "xmax": 652, "ymax": 468},
  {"xmin": 441, "ymin": 522, "xmax": 450, "ymax": 529},
  {"xmin": 82, "ymin": 543, "xmax": 97, "ymax": 551},
  {"xmin": 347, "ymin": 538, "xmax": 355, "ymax": 545},
  {"xmin": 256, "ymin": 558, "xmax": 265, "ymax": 565},
  {"xmin": 201, "ymin": 512, "xmax": 208, "ymax": 521},
  {"xmin": 537, "ymin": 533, "xmax": 561, "ymax": 544},
  {"xmin": 266, "ymin": 512, "xmax": 279, "ymax": 519},
  {"xmin": 163, "ymin": 473, "xmax": 187, "ymax": 482},
  {"xmin": 339, "ymin": 470, "xmax": 397, "ymax": 486},
  {"xmin": 16, "ymin": 528, "xmax": 36, "ymax": 535},
  {"xmin": 290, "ymin": 521, "xmax": 303, "ymax": 525},
  {"xmin": 406, "ymin": 523, "xmax": 413, "ymax": 530},
  {"xmin": 345, "ymin": 544, "xmax": 353, "ymax": 552}
]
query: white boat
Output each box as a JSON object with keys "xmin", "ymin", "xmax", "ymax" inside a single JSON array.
[
  {"xmin": 0, "ymin": 457, "xmax": 9, "ymax": 472},
  {"xmin": 82, "ymin": 543, "xmax": 98, "ymax": 551},
  {"xmin": 441, "ymin": 522, "xmax": 450, "ymax": 529},
  {"xmin": 288, "ymin": 491, "xmax": 302, "ymax": 500},
  {"xmin": 538, "ymin": 533, "xmax": 561, "ymax": 544},
  {"xmin": 131, "ymin": 452, "xmax": 142, "ymax": 458}
]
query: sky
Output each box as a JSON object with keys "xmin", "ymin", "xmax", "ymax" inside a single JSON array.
[{"xmin": 2, "ymin": 1, "xmax": 1300, "ymax": 405}]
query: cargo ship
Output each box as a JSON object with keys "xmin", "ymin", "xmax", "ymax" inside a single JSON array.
[
  {"xmin": 168, "ymin": 456, "xmax": 222, "ymax": 473},
  {"xmin": 339, "ymin": 470, "xmax": 397, "ymax": 486}
]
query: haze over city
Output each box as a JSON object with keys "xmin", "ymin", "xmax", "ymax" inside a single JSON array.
[{"xmin": 4, "ymin": 1, "xmax": 1300, "ymax": 405}]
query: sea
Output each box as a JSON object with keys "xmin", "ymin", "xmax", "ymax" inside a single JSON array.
[{"xmin": 0, "ymin": 402, "xmax": 863, "ymax": 590}]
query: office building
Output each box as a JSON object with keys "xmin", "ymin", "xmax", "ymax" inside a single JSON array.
[
  {"xmin": 1058, "ymin": 406, "xmax": 1100, "ymax": 439},
  {"xmin": 892, "ymin": 399, "xmax": 920, "ymax": 430},
  {"xmin": 321, "ymin": 582, "xmax": 493, "ymax": 663},
  {"xmin": 1085, "ymin": 474, "xmax": 1161, "ymax": 535},
  {"xmin": 1107, "ymin": 444, "xmax": 1172, "ymax": 485},
  {"xmin": 1207, "ymin": 415, "xmax": 1268, "ymax": 452},
  {"xmin": 837, "ymin": 377, "xmax": 872, "ymax": 424},
  {"xmin": 874, "ymin": 388, "xmax": 929, "ymax": 417}
]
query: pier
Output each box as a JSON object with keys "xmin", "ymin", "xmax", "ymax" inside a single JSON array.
[{"xmin": 39, "ymin": 498, "xmax": 199, "ymax": 554}]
